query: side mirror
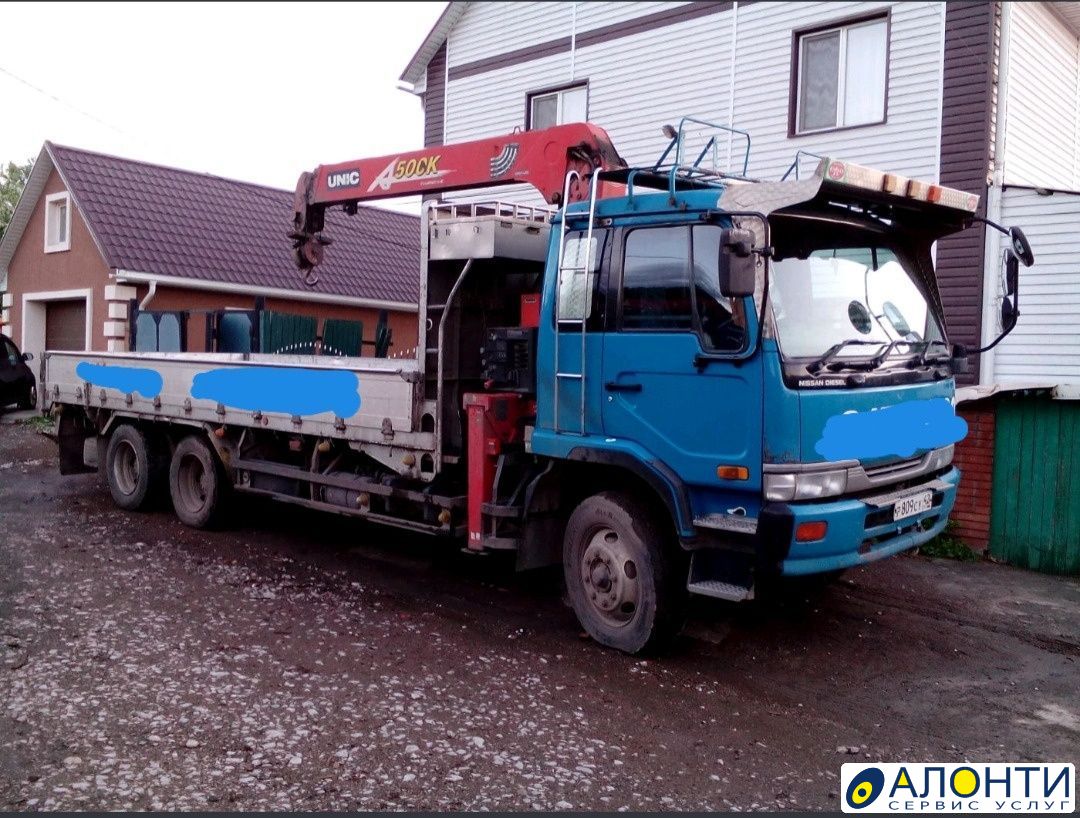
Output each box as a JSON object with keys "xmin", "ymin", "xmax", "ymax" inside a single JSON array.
[
  {"xmin": 1004, "ymin": 252, "xmax": 1019, "ymax": 297},
  {"xmin": 1008, "ymin": 226, "xmax": 1034, "ymax": 267},
  {"xmin": 882, "ymin": 301, "xmax": 912, "ymax": 336},
  {"xmin": 718, "ymin": 228, "xmax": 756, "ymax": 298},
  {"xmin": 21, "ymin": 352, "xmax": 33, "ymax": 362},
  {"xmin": 1001, "ymin": 295, "xmax": 1018, "ymax": 331}
]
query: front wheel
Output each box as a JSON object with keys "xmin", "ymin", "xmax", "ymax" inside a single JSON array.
[
  {"xmin": 563, "ymin": 491, "xmax": 686, "ymax": 654},
  {"xmin": 169, "ymin": 435, "xmax": 227, "ymax": 529}
]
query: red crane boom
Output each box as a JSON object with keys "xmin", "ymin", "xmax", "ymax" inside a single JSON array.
[{"xmin": 290, "ymin": 122, "xmax": 626, "ymax": 273}]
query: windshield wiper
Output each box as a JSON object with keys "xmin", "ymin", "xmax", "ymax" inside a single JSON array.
[
  {"xmin": 806, "ymin": 339, "xmax": 888, "ymax": 374},
  {"xmin": 865, "ymin": 339, "xmax": 951, "ymax": 371}
]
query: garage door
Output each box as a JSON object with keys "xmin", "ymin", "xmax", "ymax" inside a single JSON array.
[{"xmin": 45, "ymin": 300, "xmax": 87, "ymax": 350}]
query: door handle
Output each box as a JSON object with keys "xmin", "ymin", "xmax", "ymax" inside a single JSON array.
[{"xmin": 605, "ymin": 381, "xmax": 643, "ymax": 393}]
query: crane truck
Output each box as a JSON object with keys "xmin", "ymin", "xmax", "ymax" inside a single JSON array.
[{"xmin": 41, "ymin": 118, "xmax": 1033, "ymax": 653}]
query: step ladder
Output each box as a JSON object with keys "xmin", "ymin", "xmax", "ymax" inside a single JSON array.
[{"xmin": 553, "ymin": 170, "xmax": 600, "ymax": 435}]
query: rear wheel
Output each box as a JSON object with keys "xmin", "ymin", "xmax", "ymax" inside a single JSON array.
[
  {"xmin": 105, "ymin": 424, "xmax": 164, "ymax": 511},
  {"xmin": 169, "ymin": 435, "xmax": 227, "ymax": 528},
  {"xmin": 563, "ymin": 491, "xmax": 686, "ymax": 654}
]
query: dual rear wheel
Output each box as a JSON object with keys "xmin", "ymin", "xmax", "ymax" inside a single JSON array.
[{"xmin": 104, "ymin": 426, "xmax": 225, "ymax": 528}]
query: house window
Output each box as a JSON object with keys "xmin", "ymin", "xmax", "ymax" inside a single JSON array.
[
  {"xmin": 527, "ymin": 83, "xmax": 588, "ymax": 130},
  {"xmin": 793, "ymin": 15, "xmax": 888, "ymax": 134},
  {"xmin": 44, "ymin": 192, "xmax": 71, "ymax": 253}
]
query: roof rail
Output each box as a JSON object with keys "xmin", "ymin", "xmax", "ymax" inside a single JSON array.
[
  {"xmin": 648, "ymin": 115, "xmax": 752, "ymax": 200},
  {"xmin": 781, "ymin": 150, "xmax": 825, "ymax": 181}
]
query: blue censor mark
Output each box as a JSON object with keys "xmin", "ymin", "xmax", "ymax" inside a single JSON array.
[
  {"xmin": 190, "ymin": 367, "xmax": 361, "ymax": 418},
  {"xmin": 814, "ymin": 397, "xmax": 968, "ymax": 461},
  {"xmin": 76, "ymin": 361, "xmax": 163, "ymax": 399}
]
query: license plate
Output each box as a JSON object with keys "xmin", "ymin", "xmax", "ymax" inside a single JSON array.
[{"xmin": 893, "ymin": 490, "xmax": 932, "ymax": 521}]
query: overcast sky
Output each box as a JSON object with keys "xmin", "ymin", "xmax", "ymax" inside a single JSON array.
[{"xmin": 0, "ymin": 2, "xmax": 446, "ymax": 211}]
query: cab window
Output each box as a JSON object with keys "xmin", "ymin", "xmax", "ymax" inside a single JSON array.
[
  {"xmin": 556, "ymin": 229, "xmax": 608, "ymax": 330},
  {"xmin": 620, "ymin": 225, "xmax": 747, "ymax": 352},
  {"xmin": 622, "ymin": 226, "xmax": 692, "ymax": 331}
]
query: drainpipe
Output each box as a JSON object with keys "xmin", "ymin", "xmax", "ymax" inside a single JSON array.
[
  {"xmin": 138, "ymin": 280, "xmax": 157, "ymax": 310},
  {"xmin": 726, "ymin": 2, "xmax": 739, "ymax": 170}
]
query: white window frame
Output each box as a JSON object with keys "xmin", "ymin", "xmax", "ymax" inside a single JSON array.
[
  {"xmin": 793, "ymin": 16, "xmax": 888, "ymax": 136},
  {"xmin": 527, "ymin": 83, "xmax": 588, "ymax": 130},
  {"xmin": 44, "ymin": 192, "xmax": 72, "ymax": 253}
]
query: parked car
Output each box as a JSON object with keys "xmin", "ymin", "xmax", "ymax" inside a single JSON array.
[{"xmin": 0, "ymin": 333, "xmax": 36, "ymax": 410}]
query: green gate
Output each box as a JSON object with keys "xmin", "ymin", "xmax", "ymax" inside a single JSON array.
[
  {"xmin": 989, "ymin": 396, "xmax": 1080, "ymax": 575},
  {"xmin": 259, "ymin": 312, "xmax": 317, "ymax": 354},
  {"xmin": 322, "ymin": 318, "xmax": 364, "ymax": 357}
]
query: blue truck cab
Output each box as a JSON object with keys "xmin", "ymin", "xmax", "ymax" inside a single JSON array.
[{"xmin": 517, "ymin": 126, "xmax": 1030, "ymax": 652}]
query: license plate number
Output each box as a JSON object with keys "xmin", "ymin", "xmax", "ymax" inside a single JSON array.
[{"xmin": 893, "ymin": 491, "xmax": 933, "ymax": 521}]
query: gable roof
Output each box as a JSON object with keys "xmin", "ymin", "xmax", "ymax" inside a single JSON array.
[
  {"xmin": 1, "ymin": 142, "xmax": 420, "ymax": 308},
  {"xmin": 400, "ymin": 2, "xmax": 467, "ymax": 87}
]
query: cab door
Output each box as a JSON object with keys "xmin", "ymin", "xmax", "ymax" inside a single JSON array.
[{"xmin": 600, "ymin": 224, "xmax": 764, "ymax": 499}]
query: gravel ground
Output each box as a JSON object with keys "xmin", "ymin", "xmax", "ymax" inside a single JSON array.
[{"xmin": 1, "ymin": 417, "xmax": 1078, "ymax": 811}]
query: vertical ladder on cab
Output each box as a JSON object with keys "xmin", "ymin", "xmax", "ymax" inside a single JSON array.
[{"xmin": 553, "ymin": 170, "xmax": 600, "ymax": 435}]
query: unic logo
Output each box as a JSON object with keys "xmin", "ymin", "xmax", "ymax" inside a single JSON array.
[
  {"xmin": 326, "ymin": 169, "xmax": 361, "ymax": 189},
  {"xmin": 841, "ymin": 763, "xmax": 1074, "ymax": 814}
]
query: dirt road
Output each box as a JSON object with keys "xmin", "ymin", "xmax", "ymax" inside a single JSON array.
[{"xmin": 1, "ymin": 419, "xmax": 1077, "ymax": 810}]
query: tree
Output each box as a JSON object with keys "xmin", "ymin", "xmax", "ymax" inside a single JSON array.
[{"xmin": 0, "ymin": 160, "xmax": 34, "ymax": 241}]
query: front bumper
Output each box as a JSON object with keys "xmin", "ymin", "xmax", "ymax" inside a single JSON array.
[{"xmin": 778, "ymin": 467, "xmax": 959, "ymax": 576}]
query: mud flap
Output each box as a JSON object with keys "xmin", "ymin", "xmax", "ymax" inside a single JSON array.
[{"xmin": 57, "ymin": 410, "xmax": 96, "ymax": 475}]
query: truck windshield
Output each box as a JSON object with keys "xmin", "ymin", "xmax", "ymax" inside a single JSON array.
[{"xmin": 768, "ymin": 247, "xmax": 944, "ymax": 364}]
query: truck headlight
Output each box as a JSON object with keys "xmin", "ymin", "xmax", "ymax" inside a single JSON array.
[
  {"xmin": 764, "ymin": 469, "xmax": 848, "ymax": 502},
  {"xmin": 927, "ymin": 444, "xmax": 954, "ymax": 471}
]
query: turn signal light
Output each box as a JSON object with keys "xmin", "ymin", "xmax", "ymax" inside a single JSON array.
[
  {"xmin": 717, "ymin": 465, "xmax": 750, "ymax": 481},
  {"xmin": 795, "ymin": 521, "xmax": 829, "ymax": 542}
]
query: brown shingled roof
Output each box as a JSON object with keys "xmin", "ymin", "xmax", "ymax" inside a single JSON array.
[{"xmin": 48, "ymin": 142, "xmax": 420, "ymax": 305}]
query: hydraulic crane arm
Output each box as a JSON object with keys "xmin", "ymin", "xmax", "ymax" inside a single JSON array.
[{"xmin": 290, "ymin": 122, "xmax": 626, "ymax": 273}]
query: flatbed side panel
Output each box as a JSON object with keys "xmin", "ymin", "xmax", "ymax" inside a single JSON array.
[{"xmin": 43, "ymin": 351, "xmax": 434, "ymax": 452}]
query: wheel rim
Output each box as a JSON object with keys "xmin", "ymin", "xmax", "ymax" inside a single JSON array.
[
  {"xmin": 580, "ymin": 527, "xmax": 641, "ymax": 628},
  {"xmin": 176, "ymin": 453, "xmax": 210, "ymax": 513},
  {"xmin": 113, "ymin": 440, "xmax": 140, "ymax": 496}
]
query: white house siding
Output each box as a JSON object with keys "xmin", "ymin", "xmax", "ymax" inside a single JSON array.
[
  {"xmin": 730, "ymin": 1, "xmax": 944, "ymax": 181},
  {"xmin": 991, "ymin": 187, "xmax": 1080, "ymax": 382},
  {"xmin": 1000, "ymin": 2, "xmax": 1080, "ymax": 189},
  {"xmin": 448, "ymin": 2, "xmax": 574, "ymax": 67},
  {"xmin": 441, "ymin": 1, "xmax": 946, "ymax": 205}
]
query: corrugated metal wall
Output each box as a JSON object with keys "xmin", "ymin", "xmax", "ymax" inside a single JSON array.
[
  {"xmin": 989, "ymin": 396, "xmax": 1080, "ymax": 575},
  {"xmin": 993, "ymin": 187, "xmax": 1080, "ymax": 382}
]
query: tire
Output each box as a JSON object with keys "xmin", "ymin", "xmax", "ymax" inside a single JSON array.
[
  {"xmin": 563, "ymin": 490, "xmax": 686, "ymax": 654},
  {"xmin": 105, "ymin": 424, "xmax": 164, "ymax": 511},
  {"xmin": 169, "ymin": 435, "xmax": 227, "ymax": 529},
  {"xmin": 17, "ymin": 384, "xmax": 35, "ymax": 410}
]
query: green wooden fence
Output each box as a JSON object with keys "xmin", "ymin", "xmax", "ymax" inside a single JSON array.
[{"xmin": 989, "ymin": 396, "xmax": 1080, "ymax": 575}]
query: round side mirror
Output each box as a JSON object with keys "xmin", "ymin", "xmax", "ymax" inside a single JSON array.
[
  {"xmin": 882, "ymin": 301, "xmax": 912, "ymax": 336},
  {"xmin": 1009, "ymin": 226, "xmax": 1035, "ymax": 267}
]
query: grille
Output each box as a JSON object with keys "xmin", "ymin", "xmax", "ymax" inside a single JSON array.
[{"xmin": 864, "ymin": 456, "xmax": 922, "ymax": 479}]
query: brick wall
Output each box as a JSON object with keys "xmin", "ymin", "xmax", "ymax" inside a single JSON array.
[{"xmin": 952, "ymin": 404, "xmax": 996, "ymax": 550}]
